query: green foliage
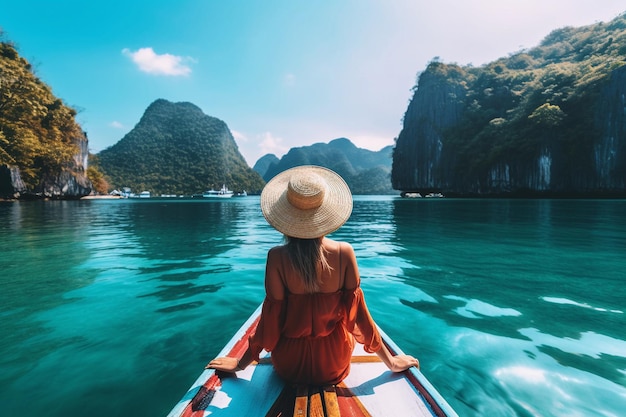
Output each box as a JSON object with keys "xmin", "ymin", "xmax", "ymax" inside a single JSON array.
[
  {"xmin": 443, "ymin": 13, "xmax": 624, "ymax": 178},
  {"xmin": 0, "ymin": 42, "xmax": 82, "ymax": 188},
  {"xmin": 86, "ymin": 154, "xmax": 109, "ymax": 194},
  {"xmin": 528, "ymin": 103, "xmax": 565, "ymax": 126},
  {"xmin": 393, "ymin": 12, "xmax": 626, "ymax": 193},
  {"xmin": 97, "ymin": 99, "xmax": 265, "ymax": 195}
]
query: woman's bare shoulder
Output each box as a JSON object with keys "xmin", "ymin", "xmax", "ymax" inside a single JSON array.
[
  {"xmin": 339, "ymin": 240, "xmax": 354, "ymax": 252},
  {"xmin": 324, "ymin": 238, "xmax": 354, "ymax": 252},
  {"xmin": 333, "ymin": 240, "xmax": 355, "ymax": 258},
  {"xmin": 267, "ymin": 244, "xmax": 287, "ymax": 255}
]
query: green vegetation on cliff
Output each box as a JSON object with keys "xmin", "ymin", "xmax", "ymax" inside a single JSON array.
[
  {"xmin": 260, "ymin": 138, "xmax": 394, "ymax": 194},
  {"xmin": 393, "ymin": 13, "xmax": 626, "ymax": 194},
  {"xmin": 0, "ymin": 41, "xmax": 86, "ymax": 190},
  {"xmin": 97, "ymin": 99, "xmax": 265, "ymax": 195}
]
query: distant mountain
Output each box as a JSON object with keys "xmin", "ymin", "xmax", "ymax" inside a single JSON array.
[
  {"xmin": 252, "ymin": 154, "xmax": 279, "ymax": 178},
  {"xmin": 97, "ymin": 99, "xmax": 265, "ymax": 195},
  {"xmin": 256, "ymin": 138, "xmax": 394, "ymax": 194}
]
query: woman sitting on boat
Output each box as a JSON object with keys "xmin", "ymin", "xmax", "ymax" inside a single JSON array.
[{"xmin": 208, "ymin": 166, "xmax": 419, "ymax": 385}]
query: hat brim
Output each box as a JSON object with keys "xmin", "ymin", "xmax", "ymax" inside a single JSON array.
[{"xmin": 261, "ymin": 166, "xmax": 353, "ymax": 239}]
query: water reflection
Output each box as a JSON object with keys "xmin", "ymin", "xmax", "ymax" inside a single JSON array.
[
  {"xmin": 139, "ymin": 282, "xmax": 223, "ymax": 302},
  {"xmin": 520, "ymin": 327, "xmax": 626, "ymax": 386},
  {"xmin": 340, "ymin": 196, "xmax": 397, "ymax": 254},
  {"xmin": 0, "ymin": 201, "xmax": 98, "ymax": 387},
  {"xmin": 111, "ymin": 199, "xmax": 244, "ymax": 261}
]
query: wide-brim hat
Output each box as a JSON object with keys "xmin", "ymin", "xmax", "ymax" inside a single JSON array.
[{"xmin": 260, "ymin": 165, "xmax": 353, "ymax": 239}]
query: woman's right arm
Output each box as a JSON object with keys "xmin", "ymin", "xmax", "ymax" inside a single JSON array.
[{"xmin": 207, "ymin": 247, "xmax": 284, "ymax": 372}]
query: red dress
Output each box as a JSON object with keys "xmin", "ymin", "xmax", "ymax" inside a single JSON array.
[{"xmin": 248, "ymin": 241, "xmax": 382, "ymax": 385}]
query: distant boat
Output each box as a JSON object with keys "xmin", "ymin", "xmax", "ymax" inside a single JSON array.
[
  {"xmin": 234, "ymin": 190, "xmax": 247, "ymax": 197},
  {"xmin": 203, "ymin": 185, "xmax": 234, "ymax": 198},
  {"xmin": 139, "ymin": 191, "xmax": 151, "ymax": 198}
]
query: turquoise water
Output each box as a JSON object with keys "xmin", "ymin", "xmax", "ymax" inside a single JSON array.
[{"xmin": 1, "ymin": 197, "xmax": 625, "ymax": 417}]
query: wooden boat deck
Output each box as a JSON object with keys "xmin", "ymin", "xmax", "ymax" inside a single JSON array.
[{"xmin": 167, "ymin": 305, "xmax": 458, "ymax": 417}]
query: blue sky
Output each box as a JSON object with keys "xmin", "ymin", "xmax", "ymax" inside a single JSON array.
[{"xmin": 2, "ymin": 1, "xmax": 625, "ymax": 166}]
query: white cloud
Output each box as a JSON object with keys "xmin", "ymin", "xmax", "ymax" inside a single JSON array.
[
  {"xmin": 230, "ymin": 130, "xmax": 289, "ymax": 166},
  {"xmin": 109, "ymin": 121, "xmax": 124, "ymax": 129},
  {"xmin": 259, "ymin": 131, "xmax": 289, "ymax": 157},
  {"xmin": 122, "ymin": 47, "xmax": 193, "ymax": 76},
  {"xmin": 339, "ymin": 132, "xmax": 395, "ymax": 152}
]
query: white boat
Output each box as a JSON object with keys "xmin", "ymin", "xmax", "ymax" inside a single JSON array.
[
  {"xmin": 203, "ymin": 185, "xmax": 234, "ymax": 198},
  {"xmin": 139, "ymin": 191, "xmax": 151, "ymax": 198}
]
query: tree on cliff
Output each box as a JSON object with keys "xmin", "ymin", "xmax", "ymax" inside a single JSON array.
[
  {"xmin": 87, "ymin": 154, "xmax": 109, "ymax": 194},
  {"xmin": 1, "ymin": 41, "xmax": 90, "ymax": 196}
]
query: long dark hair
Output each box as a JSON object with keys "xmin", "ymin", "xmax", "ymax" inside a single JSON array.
[{"xmin": 285, "ymin": 236, "xmax": 331, "ymax": 293}]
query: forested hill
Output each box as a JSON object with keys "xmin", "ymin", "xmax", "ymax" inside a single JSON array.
[
  {"xmin": 392, "ymin": 12, "xmax": 626, "ymax": 196},
  {"xmin": 0, "ymin": 41, "xmax": 91, "ymax": 199},
  {"xmin": 96, "ymin": 99, "xmax": 265, "ymax": 195},
  {"xmin": 256, "ymin": 138, "xmax": 394, "ymax": 194},
  {"xmin": 252, "ymin": 153, "xmax": 279, "ymax": 179}
]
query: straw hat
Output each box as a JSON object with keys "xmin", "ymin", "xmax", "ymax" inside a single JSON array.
[{"xmin": 260, "ymin": 166, "xmax": 353, "ymax": 239}]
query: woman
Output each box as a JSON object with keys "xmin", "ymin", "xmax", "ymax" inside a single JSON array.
[{"xmin": 208, "ymin": 165, "xmax": 418, "ymax": 385}]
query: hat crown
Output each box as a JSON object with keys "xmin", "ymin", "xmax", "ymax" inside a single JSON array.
[{"xmin": 287, "ymin": 173, "xmax": 326, "ymax": 210}]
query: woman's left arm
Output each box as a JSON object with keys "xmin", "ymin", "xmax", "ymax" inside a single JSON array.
[
  {"xmin": 207, "ymin": 248, "xmax": 284, "ymax": 373},
  {"xmin": 375, "ymin": 343, "xmax": 420, "ymax": 372}
]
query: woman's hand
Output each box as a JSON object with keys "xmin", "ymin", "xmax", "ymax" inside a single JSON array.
[
  {"xmin": 206, "ymin": 356, "xmax": 240, "ymax": 372},
  {"xmin": 376, "ymin": 344, "xmax": 420, "ymax": 373},
  {"xmin": 388, "ymin": 354, "xmax": 420, "ymax": 373}
]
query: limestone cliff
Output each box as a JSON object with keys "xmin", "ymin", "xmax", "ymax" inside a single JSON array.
[
  {"xmin": 594, "ymin": 67, "xmax": 626, "ymax": 190},
  {"xmin": 35, "ymin": 131, "xmax": 92, "ymax": 198},
  {"xmin": 392, "ymin": 13, "xmax": 626, "ymax": 196},
  {"xmin": 392, "ymin": 63, "xmax": 466, "ymax": 191},
  {"xmin": 0, "ymin": 42, "xmax": 92, "ymax": 199}
]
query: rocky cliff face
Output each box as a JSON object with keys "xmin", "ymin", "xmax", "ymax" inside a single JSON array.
[
  {"xmin": 35, "ymin": 132, "xmax": 92, "ymax": 198},
  {"xmin": 0, "ymin": 165, "xmax": 26, "ymax": 198},
  {"xmin": 594, "ymin": 66, "xmax": 626, "ymax": 190},
  {"xmin": 392, "ymin": 50, "xmax": 626, "ymax": 196},
  {"xmin": 392, "ymin": 64, "xmax": 466, "ymax": 192},
  {"xmin": 0, "ymin": 132, "xmax": 91, "ymax": 199}
]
